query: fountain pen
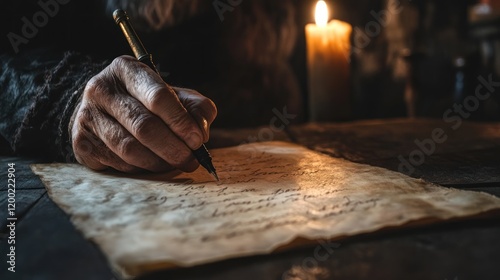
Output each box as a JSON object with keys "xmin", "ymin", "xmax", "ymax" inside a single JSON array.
[{"xmin": 113, "ymin": 9, "xmax": 219, "ymax": 181}]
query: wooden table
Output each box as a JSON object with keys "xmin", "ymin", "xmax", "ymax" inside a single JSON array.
[{"xmin": 1, "ymin": 119, "xmax": 500, "ymax": 280}]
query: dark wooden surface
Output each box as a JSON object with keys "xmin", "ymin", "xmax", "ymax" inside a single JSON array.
[{"xmin": 1, "ymin": 119, "xmax": 500, "ymax": 280}]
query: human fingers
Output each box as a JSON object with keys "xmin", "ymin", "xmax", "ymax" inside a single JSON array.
[
  {"xmin": 89, "ymin": 108, "xmax": 179, "ymax": 172},
  {"xmin": 173, "ymin": 87, "xmax": 217, "ymax": 142},
  {"xmin": 110, "ymin": 56, "xmax": 205, "ymax": 150},
  {"xmin": 72, "ymin": 116, "xmax": 142, "ymax": 173},
  {"xmin": 85, "ymin": 81, "xmax": 199, "ymax": 172}
]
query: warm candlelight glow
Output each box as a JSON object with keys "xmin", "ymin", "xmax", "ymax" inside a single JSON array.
[
  {"xmin": 315, "ymin": 0, "xmax": 329, "ymax": 27},
  {"xmin": 306, "ymin": 0, "xmax": 353, "ymax": 121}
]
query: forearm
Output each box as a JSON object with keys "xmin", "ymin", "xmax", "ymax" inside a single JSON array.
[{"xmin": 0, "ymin": 51, "xmax": 109, "ymax": 161}]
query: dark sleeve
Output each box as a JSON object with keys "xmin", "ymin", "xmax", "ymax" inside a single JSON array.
[{"xmin": 0, "ymin": 51, "xmax": 109, "ymax": 162}]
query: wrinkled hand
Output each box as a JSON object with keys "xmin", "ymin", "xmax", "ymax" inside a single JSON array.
[{"xmin": 71, "ymin": 56, "xmax": 217, "ymax": 173}]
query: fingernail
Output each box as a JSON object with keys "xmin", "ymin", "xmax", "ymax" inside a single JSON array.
[
  {"xmin": 201, "ymin": 117, "xmax": 209, "ymax": 136},
  {"xmin": 201, "ymin": 117, "xmax": 208, "ymax": 135},
  {"xmin": 186, "ymin": 132, "xmax": 203, "ymax": 149}
]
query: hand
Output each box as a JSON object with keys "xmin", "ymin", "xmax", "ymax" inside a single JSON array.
[{"xmin": 71, "ymin": 56, "xmax": 217, "ymax": 173}]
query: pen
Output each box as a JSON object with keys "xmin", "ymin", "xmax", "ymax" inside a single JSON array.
[{"xmin": 113, "ymin": 9, "xmax": 219, "ymax": 181}]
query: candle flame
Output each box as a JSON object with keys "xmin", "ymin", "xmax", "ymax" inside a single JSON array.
[{"xmin": 315, "ymin": 0, "xmax": 329, "ymax": 27}]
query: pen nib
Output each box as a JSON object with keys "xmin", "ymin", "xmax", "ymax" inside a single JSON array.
[
  {"xmin": 211, "ymin": 171, "xmax": 220, "ymax": 182},
  {"xmin": 192, "ymin": 146, "xmax": 218, "ymax": 181}
]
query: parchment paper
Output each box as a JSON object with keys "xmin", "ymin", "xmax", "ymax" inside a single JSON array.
[{"xmin": 31, "ymin": 142, "xmax": 500, "ymax": 278}]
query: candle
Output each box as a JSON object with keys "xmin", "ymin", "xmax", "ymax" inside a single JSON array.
[{"xmin": 306, "ymin": 0, "xmax": 352, "ymax": 121}]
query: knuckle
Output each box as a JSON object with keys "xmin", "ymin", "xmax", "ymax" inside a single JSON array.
[
  {"xmin": 84, "ymin": 76, "xmax": 110, "ymax": 100},
  {"xmin": 83, "ymin": 76, "xmax": 100, "ymax": 97},
  {"xmin": 168, "ymin": 111, "xmax": 192, "ymax": 132},
  {"xmin": 110, "ymin": 55, "xmax": 133, "ymax": 70},
  {"xmin": 145, "ymin": 86, "xmax": 168, "ymax": 111},
  {"xmin": 72, "ymin": 128, "xmax": 90, "ymax": 145},
  {"xmin": 146, "ymin": 88, "xmax": 197, "ymax": 133},
  {"xmin": 200, "ymin": 97, "xmax": 218, "ymax": 115},
  {"xmin": 131, "ymin": 114, "xmax": 158, "ymax": 140},
  {"xmin": 72, "ymin": 132, "xmax": 93, "ymax": 156},
  {"xmin": 72, "ymin": 132, "xmax": 85, "ymax": 150},
  {"xmin": 117, "ymin": 136, "xmax": 140, "ymax": 159},
  {"xmin": 78, "ymin": 106, "xmax": 94, "ymax": 123},
  {"xmin": 72, "ymin": 129, "xmax": 84, "ymax": 142}
]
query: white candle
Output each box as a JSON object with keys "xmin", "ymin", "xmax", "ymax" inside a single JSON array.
[{"xmin": 306, "ymin": 0, "xmax": 352, "ymax": 121}]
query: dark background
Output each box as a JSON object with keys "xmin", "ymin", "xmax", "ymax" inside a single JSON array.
[{"xmin": 1, "ymin": 0, "xmax": 499, "ymax": 123}]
